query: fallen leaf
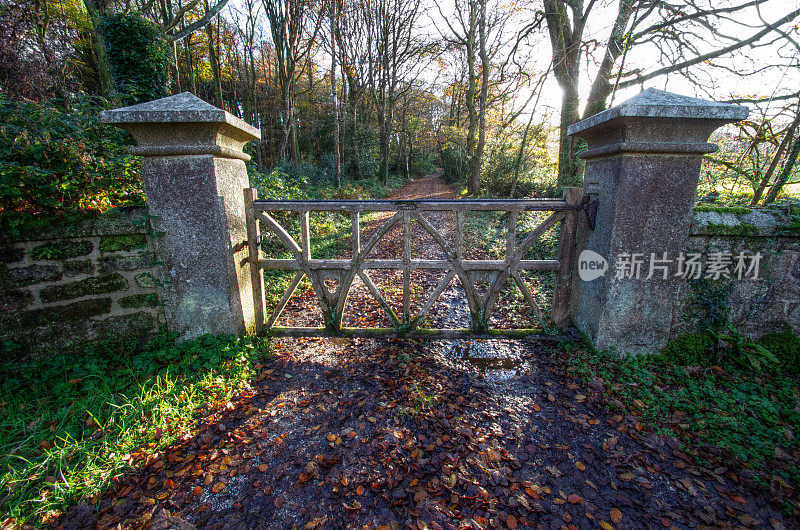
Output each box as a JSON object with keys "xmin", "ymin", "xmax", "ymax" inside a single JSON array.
[
  {"xmin": 212, "ymin": 482, "xmax": 225, "ymax": 494},
  {"xmin": 192, "ymin": 486, "xmax": 202, "ymax": 496},
  {"xmin": 568, "ymin": 494, "xmax": 583, "ymax": 504},
  {"xmin": 611, "ymin": 508, "xmax": 622, "ymax": 524}
]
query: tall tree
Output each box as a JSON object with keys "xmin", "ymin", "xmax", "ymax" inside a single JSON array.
[
  {"xmin": 262, "ymin": 0, "xmax": 319, "ymax": 163},
  {"xmin": 541, "ymin": 0, "xmax": 800, "ymax": 185}
]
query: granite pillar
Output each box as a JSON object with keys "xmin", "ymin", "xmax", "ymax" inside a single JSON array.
[
  {"xmin": 102, "ymin": 92, "xmax": 261, "ymax": 339},
  {"xmin": 567, "ymin": 88, "xmax": 747, "ymax": 354}
]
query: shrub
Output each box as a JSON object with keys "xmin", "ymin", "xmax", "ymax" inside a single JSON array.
[
  {"xmin": 0, "ymin": 94, "xmax": 141, "ymax": 232},
  {"xmin": 661, "ymin": 332, "xmax": 717, "ymax": 366},
  {"xmin": 758, "ymin": 329, "xmax": 800, "ymax": 373}
]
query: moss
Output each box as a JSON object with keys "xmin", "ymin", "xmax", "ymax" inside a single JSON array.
[
  {"xmin": 662, "ymin": 331, "xmax": 717, "ymax": 366},
  {"xmin": 63, "ymin": 259, "xmax": 93, "ymax": 277},
  {"xmin": 776, "ymin": 216, "xmax": 800, "ymax": 237},
  {"xmin": 7, "ymin": 264, "xmax": 61, "ymax": 287},
  {"xmin": 757, "ymin": 330, "xmax": 800, "ymax": 373},
  {"xmin": 100, "ymin": 234, "xmax": 146, "ymax": 253},
  {"xmin": 98, "ymin": 252, "xmax": 153, "ymax": 272},
  {"xmin": 39, "ymin": 274, "xmax": 128, "ymax": 303},
  {"xmin": 705, "ymin": 222, "xmax": 759, "ymax": 236},
  {"xmin": 1, "ymin": 298, "xmax": 112, "ymax": 330},
  {"xmin": 31, "ymin": 240, "xmax": 93, "ymax": 260},
  {"xmin": 119, "ymin": 293, "xmax": 160, "ymax": 308},
  {"xmin": 694, "ymin": 204, "xmax": 752, "ymax": 215}
]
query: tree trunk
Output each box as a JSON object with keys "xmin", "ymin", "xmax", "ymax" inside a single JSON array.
[
  {"xmin": 205, "ymin": 12, "xmax": 223, "ymax": 108},
  {"xmin": 557, "ymin": 86, "xmax": 582, "ymax": 186},
  {"xmin": 330, "ymin": 2, "xmax": 341, "ymax": 187},
  {"xmin": 752, "ymin": 104, "xmax": 800, "ymax": 204},
  {"xmin": 764, "ymin": 135, "xmax": 800, "ymax": 204}
]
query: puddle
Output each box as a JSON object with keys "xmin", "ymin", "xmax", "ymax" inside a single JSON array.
[{"xmin": 445, "ymin": 340, "xmax": 523, "ymax": 381}]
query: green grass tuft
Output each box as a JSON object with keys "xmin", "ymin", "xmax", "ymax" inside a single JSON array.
[{"xmin": 0, "ymin": 333, "xmax": 269, "ymax": 527}]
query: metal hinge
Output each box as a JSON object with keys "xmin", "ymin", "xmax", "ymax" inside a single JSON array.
[{"xmin": 580, "ymin": 195, "xmax": 598, "ymax": 230}]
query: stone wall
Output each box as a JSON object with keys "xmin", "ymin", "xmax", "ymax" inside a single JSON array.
[
  {"xmin": 1, "ymin": 207, "xmax": 164, "ymax": 357},
  {"xmin": 678, "ymin": 206, "xmax": 800, "ymax": 338}
]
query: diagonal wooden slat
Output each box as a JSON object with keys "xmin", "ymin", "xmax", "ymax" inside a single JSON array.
[
  {"xmin": 511, "ymin": 271, "xmax": 548, "ymax": 329},
  {"xmin": 256, "ymin": 211, "xmax": 302, "ymax": 258},
  {"xmin": 483, "ymin": 211, "xmax": 565, "ymax": 328},
  {"xmin": 358, "ymin": 270, "xmax": 401, "ymax": 327},
  {"xmin": 333, "ymin": 211, "xmax": 404, "ymax": 326},
  {"xmin": 257, "ymin": 211, "xmax": 334, "ymax": 326},
  {"xmin": 412, "ymin": 211, "xmax": 480, "ymax": 326},
  {"xmin": 410, "ymin": 270, "xmax": 456, "ymax": 329},
  {"xmin": 265, "ymin": 270, "xmax": 304, "ymax": 329}
]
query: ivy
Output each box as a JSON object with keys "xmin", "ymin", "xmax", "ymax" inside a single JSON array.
[{"xmin": 100, "ymin": 13, "xmax": 170, "ymax": 105}]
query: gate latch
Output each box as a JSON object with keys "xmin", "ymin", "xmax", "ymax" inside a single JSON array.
[{"xmin": 580, "ymin": 195, "xmax": 598, "ymax": 230}]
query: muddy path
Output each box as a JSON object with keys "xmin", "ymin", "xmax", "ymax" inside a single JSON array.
[{"xmin": 59, "ymin": 174, "xmax": 793, "ymax": 530}]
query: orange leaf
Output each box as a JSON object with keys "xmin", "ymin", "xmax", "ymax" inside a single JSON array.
[
  {"xmin": 568, "ymin": 494, "xmax": 583, "ymax": 504},
  {"xmin": 610, "ymin": 508, "xmax": 622, "ymax": 524},
  {"xmin": 357, "ymin": 485, "xmax": 365, "ymax": 495},
  {"xmin": 192, "ymin": 486, "xmax": 203, "ymax": 496},
  {"xmin": 212, "ymin": 482, "xmax": 225, "ymax": 494},
  {"xmin": 507, "ymin": 515, "xmax": 517, "ymax": 529},
  {"xmin": 258, "ymin": 464, "xmax": 268, "ymax": 472}
]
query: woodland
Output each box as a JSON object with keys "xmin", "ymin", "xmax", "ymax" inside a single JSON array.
[{"xmin": 1, "ymin": 0, "xmax": 800, "ymax": 227}]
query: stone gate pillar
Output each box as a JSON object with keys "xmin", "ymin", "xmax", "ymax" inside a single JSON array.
[
  {"xmin": 567, "ymin": 89, "xmax": 747, "ymax": 354},
  {"xmin": 102, "ymin": 92, "xmax": 261, "ymax": 339}
]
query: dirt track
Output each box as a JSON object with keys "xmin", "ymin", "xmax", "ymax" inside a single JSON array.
[{"xmin": 59, "ymin": 175, "xmax": 793, "ymax": 530}]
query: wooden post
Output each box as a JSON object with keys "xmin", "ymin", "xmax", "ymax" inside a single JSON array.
[
  {"xmin": 552, "ymin": 187, "xmax": 582, "ymax": 328},
  {"xmin": 244, "ymin": 188, "xmax": 266, "ymax": 333},
  {"xmin": 455, "ymin": 211, "xmax": 464, "ymax": 260},
  {"xmin": 351, "ymin": 212, "xmax": 361, "ymax": 255},
  {"xmin": 301, "ymin": 211, "xmax": 311, "ymax": 263},
  {"xmin": 505, "ymin": 210, "xmax": 517, "ymax": 262}
]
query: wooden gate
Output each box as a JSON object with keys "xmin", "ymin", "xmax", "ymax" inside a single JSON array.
[{"xmin": 244, "ymin": 188, "xmax": 583, "ymax": 339}]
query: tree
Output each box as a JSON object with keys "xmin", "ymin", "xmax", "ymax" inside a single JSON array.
[
  {"xmin": 540, "ymin": 0, "xmax": 800, "ymax": 185},
  {"xmin": 262, "ymin": 0, "xmax": 319, "ymax": 163}
]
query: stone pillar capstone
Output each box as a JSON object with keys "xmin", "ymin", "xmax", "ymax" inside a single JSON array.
[
  {"xmin": 102, "ymin": 92, "xmax": 261, "ymax": 339},
  {"xmin": 567, "ymin": 88, "xmax": 747, "ymax": 354}
]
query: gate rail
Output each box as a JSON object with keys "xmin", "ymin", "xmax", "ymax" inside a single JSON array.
[{"xmin": 244, "ymin": 189, "xmax": 583, "ymax": 339}]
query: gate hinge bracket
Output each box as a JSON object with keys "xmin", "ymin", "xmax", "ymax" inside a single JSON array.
[{"xmin": 580, "ymin": 195, "xmax": 598, "ymax": 230}]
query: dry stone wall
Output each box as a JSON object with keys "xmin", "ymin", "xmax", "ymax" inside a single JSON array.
[
  {"xmin": 679, "ymin": 207, "xmax": 800, "ymax": 338},
  {"xmin": 1, "ymin": 207, "xmax": 164, "ymax": 357}
]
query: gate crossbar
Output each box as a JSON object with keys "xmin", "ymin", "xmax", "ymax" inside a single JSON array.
[{"xmin": 244, "ymin": 189, "xmax": 583, "ymax": 339}]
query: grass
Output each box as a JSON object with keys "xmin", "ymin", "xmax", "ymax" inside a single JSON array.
[
  {"xmin": 0, "ymin": 333, "xmax": 269, "ymax": 527},
  {"xmin": 558, "ymin": 333, "xmax": 800, "ymax": 491}
]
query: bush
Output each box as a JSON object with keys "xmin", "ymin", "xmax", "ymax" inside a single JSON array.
[
  {"xmin": 100, "ymin": 13, "xmax": 170, "ymax": 105},
  {"xmin": 758, "ymin": 329, "xmax": 800, "ymax": 373},
  {"xmin": 0, "ymin": 94, "xmax": 141, "ymax": 232},
  {"xmin": 661, "ymin": 332, "xmax": 717, "ymax": 366}
]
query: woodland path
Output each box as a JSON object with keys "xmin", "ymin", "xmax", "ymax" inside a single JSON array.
[{"xmin": 60, "ymin": 174, "xmax": 793, "ymax": 529}]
